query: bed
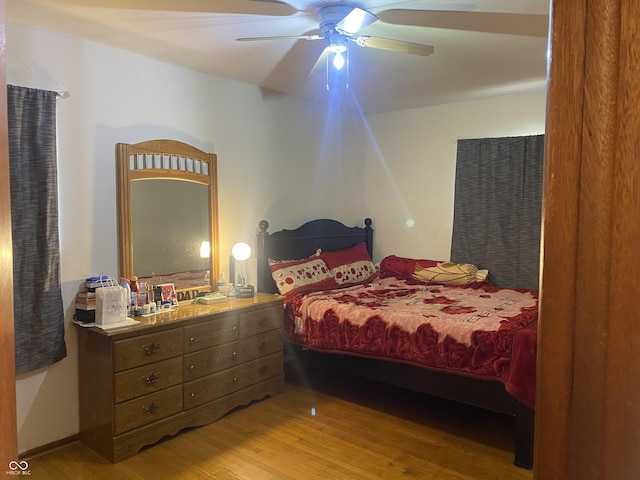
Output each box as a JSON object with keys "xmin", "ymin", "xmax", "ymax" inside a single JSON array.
[{"xmin": 256, "ymin": 218, "xmax": 535, "ymax": 469}]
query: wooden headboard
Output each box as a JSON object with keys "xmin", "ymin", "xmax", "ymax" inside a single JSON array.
[{"xmin": 256, "ymin": 218, "xmax": 373, "ymax": 294}]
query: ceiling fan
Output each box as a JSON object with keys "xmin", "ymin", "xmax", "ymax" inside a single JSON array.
[
  {"xmin": 236, "ymin": 4, "xmax": 436, "ymax": 76},
  {"xmin": 230, "ymin": 0, "xmax": 547, "ymax": 80},
  {"xmin": 44, "ymin": 0, "xmax": 549, "ymax": 94}
]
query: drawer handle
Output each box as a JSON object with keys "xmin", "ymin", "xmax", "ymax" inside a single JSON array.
[
  {"xmin": 143, "ymin": 402, "xmax": 159, "ymax": 414},
  {"xmin": 259, "ymin": 364, "xmax": 270, "ymax": 375},
  {"xmin": 142, "ymin": 342, "xmax": 160, "ymax": 355},
  {"xmin": 189, "ymin": 325, "xmax": 238, "ymax": 344},
  {"xmin": 215, "ymin": 352, "xmax": 238, "ymax": 363},
  {"xmin": 258, "ymin": 339, "xmax": 271, "ymax": 350},
  {"xmin": 258, "ymin": 317, "xmax": 269, "ymax": 326},
  {"xmin": 143, "ymin": 372, "xmax": 160, "ymax": 384},
  {"xmin": 233, "ymin": 376, "xmax": 238, "ymax": 383}
]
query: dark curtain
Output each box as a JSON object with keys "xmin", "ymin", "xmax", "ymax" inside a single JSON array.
[
  {"xmin": 451, "ymin": 134, "xmax": 544, "ymax": 290},
  {"xmin": 8, "ymin": 85, "xmax": 66, "ymax": 374}
]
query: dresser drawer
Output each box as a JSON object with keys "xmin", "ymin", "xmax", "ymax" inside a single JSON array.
[
  {"xmin": 183, "ymin": 342, "xmax": 239, "ymax": 381},
  {"xmin": 239, "ymin": 330, "xmax": 283, "ymax": 363},
  {"xmin": 236, "ymin": 352, "xmax": 284, "ymax": 390},
  {"xmin": 113, "ymin": 385, "xmax": 183, "ymax": 435},
  {"xmin": 239, "ymin": 305, "xmax": 283, "ymax": 338},
  {"xmin": 114, "ymin": 330, "xmax": 183, "ymax": 372},
  {"xmin": 183, "ymin": 351, "xmax": 283, "ymax": 409},
  {"xmin": 184, "ymin": 367, "xmax": 240, "ymax": 410},
  {"xmin": 114, "ymin": 357, "xmax": 183, "ymax": 403},
  {"xmin": 184, "ymin": 315, "xmax": 238, "ymax": 352}
]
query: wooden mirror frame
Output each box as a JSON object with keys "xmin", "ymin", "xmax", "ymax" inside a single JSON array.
[{"xmin": 116, "ymin": 139, "xmax": 219, "ymax": 300}]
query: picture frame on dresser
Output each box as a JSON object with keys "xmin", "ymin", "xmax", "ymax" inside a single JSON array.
[{"xmin": 158, "ymin": 283, "xmax": 178, "ymax": 306}]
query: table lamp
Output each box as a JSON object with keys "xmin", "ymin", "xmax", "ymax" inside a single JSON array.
[{"xmin": 231, "ymin": 242, "xmax": 254, "ymax": 297}]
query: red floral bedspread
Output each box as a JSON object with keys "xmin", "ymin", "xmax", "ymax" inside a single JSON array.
[{"xmin": 283, "ymin": 277, "xmax": 538, "ymax": 408}]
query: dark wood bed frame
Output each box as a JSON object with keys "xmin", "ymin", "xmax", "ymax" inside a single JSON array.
[{"xmin": 256, "ymin": 218, "xmax": 534, "ymax": 469}]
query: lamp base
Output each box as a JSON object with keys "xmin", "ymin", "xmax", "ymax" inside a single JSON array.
[{"xmin": 234, "ymin": 285, "xmax": 254, "ymax": 298}]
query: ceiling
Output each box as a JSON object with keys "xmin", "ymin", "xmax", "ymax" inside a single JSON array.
[{"xmin": 5, "ymin": 0, "xmax": 550, "ymax": 115}]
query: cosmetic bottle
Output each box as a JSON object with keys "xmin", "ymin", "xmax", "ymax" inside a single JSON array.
[
  {"xmin": 154, "ymin": 286, "xmax": 162, "ymax": 305},
  {"xmin": 138, "ymin": 281, "xmax": 147, "ymax": 306},
  {"xmin": 120, "ymin": 278, "xmax": 132, "ymax": 317},
  {"xmin": 147, "ymin": 284, "xmax": 155, "ymax": 305},
  {"xmin": 146, "ymin": 284, "xmax": 155, "ymax": 314},
  {"xmin": 130, "ymin": 293, "xmax": 138, "ymax": 312},
  {"xmin": 218, "ymin": 272, "xmax": 228, "ymax": 295},
  {"xmin": 130, "ymin": 276, "xmax": 139, "ymax": 307}
]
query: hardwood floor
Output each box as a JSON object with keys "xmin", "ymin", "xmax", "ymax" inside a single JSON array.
[{"xmin": 25, "ymin": 365, "xmax": 533, "ymax": 479}]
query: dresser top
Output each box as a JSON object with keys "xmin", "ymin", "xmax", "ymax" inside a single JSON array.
[{"xmin": 76, "ymin": 292, "xmax": 283, "ymax": 338}]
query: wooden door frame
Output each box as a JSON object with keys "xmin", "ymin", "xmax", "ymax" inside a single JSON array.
[
  {"xmin": 0, "ymin": 0, "xmax": 19, "ymax": 468},
  {"xmin": 536, "ymin": 0, "xmax": 640, "ymax": 478}
]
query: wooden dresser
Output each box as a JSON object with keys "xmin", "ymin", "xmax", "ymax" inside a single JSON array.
[{"xmin": 76, "ymin": 293, "xmax": 285, "ymax": 462}]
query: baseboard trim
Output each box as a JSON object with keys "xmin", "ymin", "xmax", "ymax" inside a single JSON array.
[{"xmin": 20, "ymin": 434, "xmax": 81, "ymax": 460}]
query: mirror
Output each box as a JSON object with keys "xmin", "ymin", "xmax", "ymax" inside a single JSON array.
[{"xmin": 116, "ymin": 139, "xmax": 219, "ymax": 300}]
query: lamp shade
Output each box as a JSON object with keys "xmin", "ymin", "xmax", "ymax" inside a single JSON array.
[{"xmin": 231, "ymin": 242, "xmax": 251, "ymax": 261}]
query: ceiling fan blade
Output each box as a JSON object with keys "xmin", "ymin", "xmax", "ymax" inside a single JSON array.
[
  {"xmin": 55, "ymin": 0, "xmax": 297, "ymax": 15},
  {"xmin": 374, "ymin": 1, "xmax": 476, "ymax": 13},
  {"xmin": 336, "ymin": 7, "xmax": 378, "ymax": 35},
  {"xmin": 353, "ymin": 36, "xmax": 434, "ymax": 56},
  {"xmin": 308, "ymin": 48, "xmax": 329, "ymax": 78},
  {"xmin": 378, "ymin": 10, "xmax": 549, "ymax": 37},
  {"xmin": 237, "ymin": 34, "xmax": 323, "ymax": 42}
]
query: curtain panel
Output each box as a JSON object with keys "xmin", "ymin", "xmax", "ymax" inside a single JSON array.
[
  {"xmin": 451, "ymin": 134, "xmax": 545, "ymax": 291},
  {"xmin": 8, "ymin": 85, "xmax": 66, "ymax": 374}
]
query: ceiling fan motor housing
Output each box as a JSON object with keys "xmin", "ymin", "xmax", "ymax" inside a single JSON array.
[{"xmin": 317, "ymin": 4, "xmax": 356, "ymax": 36}]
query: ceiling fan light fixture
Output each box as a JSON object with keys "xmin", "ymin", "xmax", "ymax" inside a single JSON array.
[
  {"xmin": 327, "ymin": 43, "xmax": 347, "ymax": 53},
  {"xmin": 327, "ymin": 33, "xmax": 347, "ymax": 53},
  {"xmin": 325, "ymin": 46, "xmax": 349, "ymax": 90}
]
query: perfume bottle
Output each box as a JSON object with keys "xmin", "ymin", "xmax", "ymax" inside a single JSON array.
[
  {"xmin": 147, "ymin": 284, "xmax": 155, "ymax": 305},
  {"xmin": 129, "ymin": 276, "xmax": 139, "ymax": 312},
  {"xmin": 138, "ymin": 281, "xmax": 147, "ymax": 306},
  {"xmin": 218, "ymin": 272, "xmax": 228, "ymax": 295}
]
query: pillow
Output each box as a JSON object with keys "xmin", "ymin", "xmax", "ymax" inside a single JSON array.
[
  {"xmin": 320, "ymin": 242, "xmax": 377, "ymax": 286},
  {"xmin": 379, "ymin": 255, "xmax": 442, "ymax": 279},
  {"xmin": 412, "ymin": 262, "xmax": 487, "ymax": 285},
  {"xmin": 269, "ymin": 256, "xmax": 337, "ymax": 296}
]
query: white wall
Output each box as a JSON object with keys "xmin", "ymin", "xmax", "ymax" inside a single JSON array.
[
  {"xmin": 363, "ymin": 91, "xmax": 547, "ymax": 262},
  {"xmin": 6, "ymin": 22, "xmax": 366, "ymax": 454}
]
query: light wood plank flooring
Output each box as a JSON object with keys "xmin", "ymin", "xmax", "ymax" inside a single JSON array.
[{"xmin": 25, "ymin": 366, "xmax": 533, "ymax": 479}]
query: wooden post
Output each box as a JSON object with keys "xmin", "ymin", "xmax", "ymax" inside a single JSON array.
[{"xmin": 536, "ymin": 0, "xmax": 640, "ymax": 478}]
